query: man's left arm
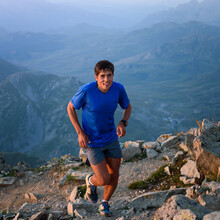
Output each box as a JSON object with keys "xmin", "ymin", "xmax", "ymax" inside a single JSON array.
[{"xmin": 117, "ymin": 103, "xmax": 132, "ymax": 138}]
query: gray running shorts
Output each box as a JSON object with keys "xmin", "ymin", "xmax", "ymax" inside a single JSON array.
[{"xmin": 86, "ymin": 139, "xmax": 122, "ymax": 165}]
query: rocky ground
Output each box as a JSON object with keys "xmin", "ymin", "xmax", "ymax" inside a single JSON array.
[{"xmin": 0, "ymin": 118, "xmax": 220, "ymax": 219}]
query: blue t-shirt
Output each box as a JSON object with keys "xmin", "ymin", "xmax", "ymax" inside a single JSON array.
[{"xmin": 71, "ymin": 81, "xmax": 130, "ymax": 147}]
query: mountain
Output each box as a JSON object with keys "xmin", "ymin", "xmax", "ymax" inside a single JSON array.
[
  {"xmin": 0, "ymin": 58, "xmax": 27, "ymax": 82},
  {"xmin": 135, "ymin": 0, "xmax": 220, "ymax": 29},
  {"xmin": 0, "ymin": 70, "xmax": 82, "ymax": 159}
]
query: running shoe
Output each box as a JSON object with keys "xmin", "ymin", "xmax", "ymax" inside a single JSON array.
[
  {"xmin": 99, "ymin": 201, "xmax": 112, "ymax": 217},
  {"xmin": 84, "ymin": 174, "xmax": 98, "ymax": 203}
]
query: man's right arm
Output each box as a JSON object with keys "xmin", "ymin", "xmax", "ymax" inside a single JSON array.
[{"xmin": 67, "ymin": 101, "xmax": 90, "ymax": 148}]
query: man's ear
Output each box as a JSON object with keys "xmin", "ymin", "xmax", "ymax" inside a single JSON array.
[{"xmin": 94, "ymin": 75, "xmax": 98, "ymax": 80}]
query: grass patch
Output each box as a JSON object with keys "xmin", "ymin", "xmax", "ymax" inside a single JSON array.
[
  {"xmin": 66, "ymin": 175, "xmax": 76, "ymax": 182},
  {"xmin": 128, "ymin": 154, "xmax": 193, "ymax": 191},
  {"xmin": 72, "ymin": 163, "xmax": 86, "ymax": 171},
  {"xmin": 2, "ymin": 169, "xmax": 16, "ymax": 177},
  {"xmin": 31, "ymin": 166, "xmax": 48, "ymax": 173},
  {"xmin": 78, "ymin": 185, "xmax": 87, "ymax": 198}
]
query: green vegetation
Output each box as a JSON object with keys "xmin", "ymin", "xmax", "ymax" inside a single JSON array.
[
  {"xmin": 78, "ymin": 185, "xmax": 87, "ymax": 198},
  {"xmin": 31, "ymin": 166, "xmax": 48, "ymax": 173},
  {"xmin": 3, "ymin": 169, "xmax": 16, "ymax": 177},
  {"xmin": 128, "ymin": 154, "xmax": 192, "ymax": 191},
  {"xmin": 66, "ymin": 175, "xmax": 76, "ymax": 182}
]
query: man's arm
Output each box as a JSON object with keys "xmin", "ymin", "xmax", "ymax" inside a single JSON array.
[
  {"xmin": 117, "ymin": 103, "xmax": 132, "ymax": 138},
  {"xmin": 67, "ymin": 101, "xmax": 90, "ymax": 148}
]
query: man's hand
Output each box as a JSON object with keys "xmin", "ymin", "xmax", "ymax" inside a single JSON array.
[
  {"xmin": 117, "ymin": 123, "xmax": 126, "ymax": 138},
  {"xmin": 78, "ymin": 132, "xmax": 91, "ymax": 149}
]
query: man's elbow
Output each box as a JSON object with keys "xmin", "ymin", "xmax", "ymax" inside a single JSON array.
[
  {"xmin": 67, "ymin": 101, "xmax": 74, "ymax": 113},
  {"xmin": 127, "ymin": 103, "xmax": 132, "ymax": 111}
]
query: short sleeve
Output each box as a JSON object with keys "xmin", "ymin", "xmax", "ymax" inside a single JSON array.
[
  {"xmin": 118, "ymin": 85, "xmax": 130, "ymax": 109},
  {"xmin": 71, "ymin": 86, "xmax": 86, "ymax": 110}
]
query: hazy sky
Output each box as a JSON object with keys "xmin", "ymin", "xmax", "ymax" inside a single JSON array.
[
  {"xmin": 0, "ymin": 0, "xmax": 205, "ymax": 31},
  {"xmin": 47, "ymin": 0, "xmax": 204, "ymax": 7}
]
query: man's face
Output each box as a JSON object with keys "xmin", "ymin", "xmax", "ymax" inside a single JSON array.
[{"xmin": 95, "ymin": 70, "xmax": 114, "ymax": 93}]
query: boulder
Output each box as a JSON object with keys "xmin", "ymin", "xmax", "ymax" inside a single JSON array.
[
  {"xmin": 0, "ymin": 176, "xmax": 17, "ymax": 186},
  {"xmin": 203, "ymin": 211, "xmax": 220, "ymax": 220},
  {"xmin": 184, "ymin": 119, "xmax": 220, "ymax": 181},
  {"xmin": 161, "ymin": 136, "xmax": 179, "ymax": 149},
  {"xmin": 142, "ymin": 141, "xmax": 158, "ymax": 150},
  {"xmin": 29, "ymin": 211, "xmax": 48, "ymax": 220},
  {"xmin": 192, "ymin": 138, "xmax": 220, "ymax": 180},
  {"xmin": 122, "ymin": 141, "xmax": 141, "ymax": 161},
  {"xmin": 197, "ymin": 194, "xmax": 220, "ymax": 211},
  {"xmin": 128, "ymin": 188, "xmax": 186, "ymax": 210},
  {"xmin": 180, "ymin": 160, "xmax": 202, "ymax": 184},
  {"xmin": 67, "ymin": 198, "xmax": 97, "ymax": 215},
  {"xmin": 173, "ymin": 209, "xmax": 197, "ymax": 220},
  {"xmin": 153, "ymin": 194, "xmax": 211, "ymax": 220},
  {"xmin": 79, "ymin": 148, "xmax": 87, "ymax": 163},
  {"xmin": 156, "ymin": 134, "xmax": 172, "ymax": 144},
  {"xmin": 25, "ymin": 193, "xmax": 38, "ymax": 202},
  {"xmin": 69, "ymin": 186, "xmax": 80, "ymax": 202},
  {"xmin": 146, "ymin": 148, "xmax": 158, "ymax": 159}
]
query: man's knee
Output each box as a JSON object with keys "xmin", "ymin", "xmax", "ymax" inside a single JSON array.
[{"xmin": 97, "ymin": 174, "xmax": 110, "ymax": 185}]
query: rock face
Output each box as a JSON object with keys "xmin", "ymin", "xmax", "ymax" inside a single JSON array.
[
  {"xmin": 180, "ymin": 159, "xmax": 202, "ymax": 184},
  {"xmin": 191, "ymin": 119, "xmax": 220, "ymax": 181},
  {"xmin": 153, "ymin": 194, "xmax": 211, "ymax": 220}
]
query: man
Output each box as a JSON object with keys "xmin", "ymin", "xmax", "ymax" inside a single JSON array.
[{"xmin": 67, "ymin": 60, "xmax": 131, "ymax": 217}]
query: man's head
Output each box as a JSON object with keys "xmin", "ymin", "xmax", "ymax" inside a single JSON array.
[
  {"xmin": 94, "ymin": 60, "xmax": 114, "ymax": 76},
  {"xmin": 94, "ymin": 60, "xmax": 114, "ymax": 93}
]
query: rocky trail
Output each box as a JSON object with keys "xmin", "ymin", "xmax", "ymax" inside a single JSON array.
[{"xmin": 0, "ymin": 119, "xmax": 220, "ymax": 219}]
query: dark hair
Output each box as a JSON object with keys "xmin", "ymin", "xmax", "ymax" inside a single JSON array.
[{"xmin": 94, "ymin": 60, "xmax": 114, "ymax": 76}]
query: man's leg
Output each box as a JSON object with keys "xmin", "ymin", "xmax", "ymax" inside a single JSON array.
[
  {"xmin": 89, "ymin": 157, "xmax": 121, "ymax": 200},
  {"xmin": 103, "ymin": 157, "xmax": 121, "ymax": 201}
]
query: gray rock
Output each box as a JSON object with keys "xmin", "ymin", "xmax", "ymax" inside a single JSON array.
[
  {"xmin": 173, "ymin": 209, "xmax": 197, "ymax": 220},
  {"xmin": 180, "ymin": 160, "xmax": 201, "ymax": 184},
  {"xmin": 29, "ymin": 211, "xmax": 47, "ymax": 220},
  {"xmin": 69, "ymin": 186, "xmax": 80, "ymax": 202},
  {"xmin": 74, "ymin": 208, "xmax": 87, "ymax": 219},
  {"xmin": 68, "ymin": 198, "xmax": 97, "ymax": 215},
  {"xmin": 142, "ymin": 141, "xmax": 158, "ymax": 150},
  {"xmin": 59, "ymin": 169, "xmax": 91, "ymax": 186},
  {"xmin": 164, "ymin": 166, "xmax": 171, "ymax": 176},
  {"xmin": 25, "ymin": 193, "xmax": 38, "ymax": 201},
  {"xmin": 156, "ymin": 134, "xmax": 172, "ymax": 144},
  {"xmin": 161, "ymin": 136, "xmax": 179, "ymax": 149},
  {"xmin": 203, "ymin": 211, "xmax": 220, "ymax": 220},
  {"xmin": 198, "ymin": 194, "xmax": 220, "ymax": 211},
  {"xmin": 0, "ymin": 176, "xmax": 17, "ymax": 186},
  {"xmin": 187, "ymin": 120, "xmax": 220, "ymax": 181},
  {"xmin": 202, "ymin": 181, "xmax": 220, "ymax": 194},
  {"xmin": 129, "ymin": 188, "xmax": 186, "ymax": 210},
  {"xmin": 172, "ymin": 151, "xmax": 184, "ymax": 163},
  {"xmin": 146, "ymin": 148, "xmax": 158, "ymax": 159},
  {"xmin": 153, "ymin": 194, "xmax": 211, "ymax": 220},
  {"xmin": 122, "ymin": 141, "xmax": 142, "ymax": 161},
  {"xmin": 111, "ymin": 197, "xmax": 130, "ymax": 210},
  {"xmin": 79, "ymin": 148, "xmax": 87, "ymax": 163}
]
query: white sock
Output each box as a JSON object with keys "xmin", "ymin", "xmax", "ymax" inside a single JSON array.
[
  {"xmin": 101, "ymin": 199, "xmax": 109, "ymax": 203},
  {"xmin": 88, "ymin": 176, "xmax": 94, "ymax": 186}
]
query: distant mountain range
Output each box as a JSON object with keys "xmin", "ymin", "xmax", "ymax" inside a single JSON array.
[{"xmin": 135, "ymin": 0, "xmax": 220, "ymax": 29}]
